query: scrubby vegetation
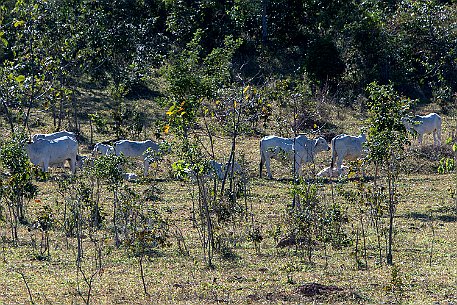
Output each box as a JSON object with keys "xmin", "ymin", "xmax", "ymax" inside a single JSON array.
[{"xmin": 1, "ymin": 0, "xmax": 457, "ymax": 304}]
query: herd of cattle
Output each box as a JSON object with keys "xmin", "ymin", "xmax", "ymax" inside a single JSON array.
[
  {"xmin": 23, "ymin": 112, "xmax": 442, "ymax": 180},
  {"xmin": 259, "ymin": 112, "xmax": 442, "ymax": 179},
  {"xmin": 26, "ymin": 131, "xmax": 159, "ymax": 177}
]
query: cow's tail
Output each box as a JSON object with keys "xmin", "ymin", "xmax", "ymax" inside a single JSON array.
[
  {"xmin": 259, "ymin": 140, "xmax": 264, "ymax": 178},
  {"xmin": 330, "ymin": 137, "xmax": 337, "ymax": 169}
]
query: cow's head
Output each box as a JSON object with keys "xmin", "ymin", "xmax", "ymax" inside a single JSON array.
[
  {"xmin": 91, "ymin": 143, "xmax": 100, "ymax": 157},
  {"xmin": 315, "ymin": 137, "xmax": 330, "ymax": 151}
]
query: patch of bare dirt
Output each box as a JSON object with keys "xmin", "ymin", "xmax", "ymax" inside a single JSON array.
[
  {"xmin": 295, "ymin": 282, "xmax": 343, "ymax": 296},
  {"xmin": 295, "ymin": 282, "xmax": 365, "ymax": 303}
]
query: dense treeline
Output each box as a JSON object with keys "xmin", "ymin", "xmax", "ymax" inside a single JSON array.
[{"xmin": 0, "ymin": 0, "xmax": 456, "ymax": 134}]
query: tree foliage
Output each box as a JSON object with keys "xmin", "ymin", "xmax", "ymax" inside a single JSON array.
[
  {"xmin": 0, "ymin": 0, "xmax": 455, "ymax": 125},
  {"xmin": 364, "ymin": 81, "xmax": 412, "ymax": 265},
  {"xmin": 365, "ymin": 82, "xmax": 412, "ymax": 167}
]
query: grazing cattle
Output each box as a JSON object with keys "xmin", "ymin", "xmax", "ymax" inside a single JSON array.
[
  {"xmin": 259, "ymin": 135, "xmax": 330, "ymax": 179},
  {"xmin": 184, "ymin": 160, "xmax": 242, "ymax": 182},
  {"xmin": 32, "ymin": 131, "xmax": 76, "ymax": 142},
  {"xmin": 32, "ymin": 132, "xmax": 80, "ymax": 170},
  {"xmin": 330, "ymin": 133, "xmax": 367, "ymax": 176},
  {"xmin": 402, "ymin": 113, "xmax": 442, "ymax": 147},
  {"xmin": 123, "ymin": 172, "xmax": 139, "ymax": 182},
  {"xmin": 114, "ymin": 140, "xmax": 160, "ymax": 176},
  {"xmin": 209, "ymin": 160, "xmax": 242, "ymax": 180},
  {"xmin": 92, "ymin": 143, "xmax": 115, "ymax": 157},
  {"xmin": 26, "ymin": 136, "xmax": 78, "ymax": 174},
  {"xmin": 50, "ymin": 154, "xmax": 86, "ymax": 170},
  {"xmin": 317, "ymin": 165, "xmax": 350, "ymax": 178},
  {"xmin": 76, "ymin": 155, "xmax": 92, "ymax": 169}
]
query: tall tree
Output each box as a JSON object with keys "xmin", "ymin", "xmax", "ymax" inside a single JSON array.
[{"xmin": 365, "ymin": 82, "xmax": 411, "ymax": 265}]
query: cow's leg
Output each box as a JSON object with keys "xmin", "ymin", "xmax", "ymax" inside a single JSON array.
[
  {"xmin": 417, "ymin": 133, "xmax": 423, "ymax": 145},
  {"xmin": 264, "ymin": 156, "xmax": 273, "ymax": 179},
  {"xmin": 43, "ymin": 160, "xmax": 49, "ymax": 173},
  {"xmin": 437, "ymin": 129, "xmax": 441, "ymax": 146},
  {"xmin": 434, "ymin": 127, "xmax": 441, "ymax": 147},
  {"xmin": 69, "ymin": 157, "xmax": 76, "ymax": 174},
  {"xmin": 432, "ymin": 130, "xmax": 437, "ymax": 147},
  {"xmin": 259, "ymin": 153, "xmax": 264, "ymax": 178},
  {"xmin": 296, "ymin": 162, "xmax": 303, "ymax": 177},
  {"xmin": 292, "ymin": 154, "xmax": 303, "ymax": 177},
  {"xmin": 337, "ymin": 157, "xmax": 344, "ymax": 176},
  {"xmin": 144, "ymin": 160, "xmax": 149, "ymax": 177},
  {"xmin": 329, "ymin": 166, "xmax": 333, "ymax": 177}
]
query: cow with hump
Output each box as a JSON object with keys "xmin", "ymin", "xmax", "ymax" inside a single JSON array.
[
  {"xmin": 26, "ymin": 135, "xmax": 79, "ymax": 174},
  {"xmin": 330, "ymin": 133, "xmax": 367, "ymax": 176},
  {"xmin": 185, "ymin": 159, "xmax": 242, "ymax": 182},
  {"xmin": 92, "ymin": 143, "xmax": 115, "ymax": 157},
  {"xmin": 113, "ymin": 139, "xmax": 160, "ymax": 177},
  {"xmin": 402, "ymin": 112, "xmax": 442, "ymax": 147},
  {"xmin": 32, "ymin": 130, "xmax": 76, "ymax": 142},
  {"xmin": 259, "ymin": 134, "xmax": 330, "ymax": 179}
]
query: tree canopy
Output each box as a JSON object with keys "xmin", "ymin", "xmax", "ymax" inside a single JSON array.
[{"xmin": 0, "ymin": 0, "xmax": 456, "ymax": 133}]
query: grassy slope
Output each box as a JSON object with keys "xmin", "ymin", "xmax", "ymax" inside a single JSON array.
[{"xmin": 0, "ymin": 93, "xmax": 456, "ymax": 305}]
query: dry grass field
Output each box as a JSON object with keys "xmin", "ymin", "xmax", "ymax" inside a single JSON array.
[{"xmin": 1, "ymin": 94, "xmax": 457, "ymax": 305}]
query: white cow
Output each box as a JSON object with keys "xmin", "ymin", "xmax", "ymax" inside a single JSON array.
[
  {"xmin": 32, "ymin": 131, "xmax": 76, "ymax": 142},
  {"xmin": 330, "ymin": 133, "xmax": 367, "ymax": 176},
  {"xmin": 209, "ymin": 160, "xmax": 242, "ymax": 180},
  {"xmin": 50, "ymin": 154, "xmax": 86, "ymax": 170},
  {"xmin": 260, "ymin": 135, "xmax": 330, "ymax": 179},
  {"xmin": 26, "ymin": 136, "xmax": 78, "ymax": 174},
  {"xmin": 92, "ymin": 143, "xmax": 115, "ymax": 157},
  {"xmin": 76, "ymin": 155, "xmax": 92, "ymax": 169},
  {"xmin": 317, "ymin": 165, "xmax": 350, "ymax": 178},
  {"xmin": 114, "ymin": 139, "xmax": 160, "ymax": 176},
  {"xmin": 123, "ymin": 172, "xmax": 139, "ymax": 182},
  {"xmin": 184, "ymin": 160, "xmax": 241, "ymax": 182},
  {"xmin": 32, "ymin": 131, "xmax": 79, "ymax": 170},
  {"xmin": 402, "ymin": 113, "xmax": 442, "ymax": 147}
]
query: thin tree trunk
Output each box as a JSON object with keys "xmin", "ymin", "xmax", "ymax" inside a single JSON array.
[
  {"xmin": 387, "ymin": 173, "xmax": 394, "ymax": 265},
  {"xmin": 8, "ymin": 204, "xmax": 18, "ymax": 245},
  {"xmin": 17, "ymin": 270, "xmax": 34, "ymax": 305},
  {"xmin": 77, "ymin": 199, "xmax": 83, "ymax": 262},
  {"xmin": 24, "ymin": 33, "xmax": 36, "ymax": 132},
  {"xmin": 292, "ymin": 95, "xmax": 299, "ymax": 210},
  {"xmin": 139, "ymin": 256, "xmax": 149, "ymax": 296},
  {"xmin": 355, "ymin": 227, "xmax": 359, "ymax": 267},
  {"xmin": 113, "ymin": 189, "xmax": 120, "ymax": 248},
  {"xmin": 71, "ymin": 87, "xmax": 79, "ymax": 133},
  {"xmin": 219, "ymin": 96, "xmax": 241, "ymax": 197},
  {"xmin": 58, "ymin": 95, "xmax": 64, "ymax": 130},
  {"xmin": 1, "ymin": 99, "xmax": 15, "ymax": 133},
  {"xmin": 429, "ymin": 214, "xmax": 435, "ymax": 267},
  {"xmin": 262, "ymin": 0, "xmax": 268, "ymax": 44},
  {"xmin": 373, "ymin": 163, "xmax": 383, "ymax": 264},
  {"xmin": 89, "ymin": 117, "xmax": 94, "ymax": 146},
  {"xmin": 199, "ymin": 178, "xmax": 214, "ymax": 268},
  {"xmin": 52, "ymin": 101, "xmax": 57, "ymax": 129}
]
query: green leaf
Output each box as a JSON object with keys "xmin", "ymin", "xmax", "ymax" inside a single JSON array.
[
  {"xmin": 452, "ymin": 143, "xmax": 457, "ymax": 152},
  {"xmin": 15, "ymin": 75, "xmax": 25, "ymax": 83},
  {"xmin": 14, "ymin": 20, "xmax": 25, "ymax": 27}
]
